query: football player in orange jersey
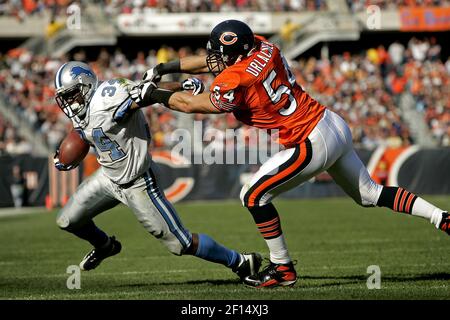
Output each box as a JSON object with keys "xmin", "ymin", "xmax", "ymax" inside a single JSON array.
[{"xmin": 127, "ymin": 20, "xmax": 449, "ymax": 288}]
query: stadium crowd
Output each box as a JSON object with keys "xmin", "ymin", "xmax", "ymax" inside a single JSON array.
[
  {"xmin": 3, "ymin": 0, "xmax": 450, "ymax": 20},
  {"xmin": 111, "ymin": 0, "xmax": 328, "ymax": 13},
  {"xmin": 0, "ymin": 0, "xmax": 328, "ymax": 20},
  {"xmin": 0, "ymin": 36, "xmax": 449, "ymax": 155},
  {"xmin": 295, "ymin": 37, "xmax": 449, "ymax": 148},
  {"xmin": 402, "ymin": 37, "xmax": 450, "ymax": 146},
  {"xmin": 0, "ymin": 114, "xmax": 32, "ymax": 155}
]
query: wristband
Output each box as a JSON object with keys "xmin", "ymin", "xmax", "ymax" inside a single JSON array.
[
  {"xmin": 156, "ymin": 60, "xmax": 181, "ymax": 75},
  {"xmin": 150, "ymin": 89, "xmax": 175, "ymax": 106}
]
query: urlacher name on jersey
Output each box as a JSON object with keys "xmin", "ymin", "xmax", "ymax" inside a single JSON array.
[{"xmin": 245, "ymin": 41, "xmax": 274, "ymax": 77}]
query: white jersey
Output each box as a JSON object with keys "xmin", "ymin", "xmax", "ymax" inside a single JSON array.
[{"xmin": 74, "ymin": 78, "xmax": 151, "ymax": 185}]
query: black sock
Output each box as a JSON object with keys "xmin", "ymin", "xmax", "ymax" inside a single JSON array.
[
  {"xmin": 377, "ymin": 186, "xmax": 418, "ymax": 214},
  {"xmin": 248, "ymin": 203, "xmax": 283, "ymax": 240},
  {"xmin": 69, "ymin": 220, "xmax": 109, "ymax": 248}
]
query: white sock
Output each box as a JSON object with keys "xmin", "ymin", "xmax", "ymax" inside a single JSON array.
[
  {"xmin": 411, "ymin": 197, "xmax": 444, "ymax": 227},
  {"xmin": 266, "ymin": 235, "xmax": 291, "ymax": 264}
]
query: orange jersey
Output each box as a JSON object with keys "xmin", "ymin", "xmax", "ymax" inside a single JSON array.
[{"xmin": 210, "ymin": 36, "xmax": 325, "ymax": 147}]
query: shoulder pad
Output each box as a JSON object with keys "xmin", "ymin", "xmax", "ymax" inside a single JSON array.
[{"xmin": 213, "ymin": 71, "xmax": 241, "ymax": 91}]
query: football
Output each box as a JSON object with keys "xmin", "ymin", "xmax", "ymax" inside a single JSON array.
[{"xmin": 58, "ymin": 129, "xmax": 90, "ymax": 167}]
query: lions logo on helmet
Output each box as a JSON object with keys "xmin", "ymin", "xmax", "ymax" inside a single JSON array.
[
  {"xmin": 70, "ymin": 65, "xmax": 96, "ymax": 80},
  {"xmin": 55, "ymin": 61, "xmax": 98, "ymax": 126}
]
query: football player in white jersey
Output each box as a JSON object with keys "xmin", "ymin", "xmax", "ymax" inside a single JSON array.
[{"xmin": 53, "ymin": 61, "xmax": 262, "ymax": 281}]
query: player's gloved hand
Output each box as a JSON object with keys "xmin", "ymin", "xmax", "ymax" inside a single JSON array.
[
  {"xmin": 112, "ymin": 98, "xmax": 134, "ymax": 123},
  {"xmin": 53, "ymin": 149, "xmax": 78, "ymax": 171},
  {"xmin": 129, "ymin": 81, "xmax": 157, "ymax": 107},
  {"xmin": 182, "ymin": 78, "xmax": 205, "ymax": 95},
  {"xmin": 142, "ymin": 65, "xmax": 162, "ymax": 84},
  {"xmin": 143, "ymin": 61, "xmax": 180, "ymax": 83}
]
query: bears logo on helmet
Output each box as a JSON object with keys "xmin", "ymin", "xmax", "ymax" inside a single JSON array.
[{"xmin": 219, "ymin": 32, "xmax": 238, "ymax": 46}]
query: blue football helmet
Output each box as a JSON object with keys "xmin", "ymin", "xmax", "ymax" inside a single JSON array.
[{"xmin": 54, "ymin": 61, "xmax": 98, "ymax": 125}]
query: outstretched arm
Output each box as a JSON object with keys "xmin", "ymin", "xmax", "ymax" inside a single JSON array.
[
  {"xmin": 144, "ymin": 56, "xmax": 209, "ymax": 81},
  {"xmin": 127, "ymin": 81, "xmax": 182, "ymax": 111},
  {"xmin": 166, "ymin": 91, "xmax": 221, "ymax": 114},
  {"xmin": 128, "ymin": 79, "xmax": 206, "ymax": 110},
  {"xmin": 158, "ymin": 81, "xmax": 184, "ymax": 91},
  {"xmin": 113, "ymin": 81, "xmax": 185, "ymax": 122},
  {"xmin": 180, "ymin": 55, "xmax": 209, "ymax": 74},
  {"xmin": 130, "ymin": 81, "xmax": 221, "ymax": 114}
]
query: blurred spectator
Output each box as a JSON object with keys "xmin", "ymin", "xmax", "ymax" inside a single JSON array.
[
  {"xmin": 409, "ymin": 37, "xmax": 429, "ymax": 62},
  {"xmin": 46, "ymin": 17, "xmax": 65, "ymax": 39},
  {"xmin": 279, "ymin": 18, "xmax": 301, "ymax": 49},
  {"xmin": 428, "ymin": 37, "xmax": 441, "ymax": 61},
  {"xmin": 10, "ymin": 164, "xmax": 25, "ymax": 208},
  {"xmin": 388, "ymin": 41, "xmax": 405, "ymax": 66}
]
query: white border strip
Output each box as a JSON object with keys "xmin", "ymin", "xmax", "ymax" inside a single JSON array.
[
  {"xmin": 366, "ymin": 145, "xmax": 386, "ymax": 176},
  {"xmin": 388, "ymin": 145, "xmax": 421, "ymax": 187}
]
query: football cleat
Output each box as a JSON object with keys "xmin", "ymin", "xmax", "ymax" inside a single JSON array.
[
  {"xmin": 243, "ymin": 261, "xmax": 297, "ymax": 288},
  {"xmin": 79, "ymin": 236, "xmax": 122, "ymax": 271},
  {"xmin": 233, "ymin": 252, "xmax": 262, "ymax": 280},
  {"xmin": 438, "ymin": 212, "xmax": 450, "ymax": 235}
]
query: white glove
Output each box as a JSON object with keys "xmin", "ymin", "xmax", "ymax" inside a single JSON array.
[
  {"xmin": 129, "ymin": 82, "xmax": 156, "ymax": 107},
  {"xmin": 142, "ymin": 67, "xmax": 162, "ymax": 83},
  {"xmin": 182, "ymin": 78, "xmax": 205, "ymax": 95}
]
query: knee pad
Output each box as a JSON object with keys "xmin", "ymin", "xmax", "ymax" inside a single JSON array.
[
  {"xmin": 56, "ymin": 207, "xmax": 86, "ymax": 231},
  {"xmin": 56, "ymin": 210, "xmax": 71, "ymax": 229}
]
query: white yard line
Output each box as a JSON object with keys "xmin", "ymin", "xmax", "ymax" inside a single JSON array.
[{"xmin": 0, "ymin": 207, "xmax": 47, "ymax": 218}]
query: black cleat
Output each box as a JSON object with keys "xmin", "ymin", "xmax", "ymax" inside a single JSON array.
[
  {"xmin": 439, "ymin": 212, "xmax": 450, "ymax": 235},
  {"xmin": 233, "ymin": 252, "xmax": 262, "ymax": 280},
  {"xmin": 79, "ymin": 236, "xmax": 122, "ymax": 271},
  {"xmin": 243, "ymin": 261, "xmax": 297, "ymax": 288}
]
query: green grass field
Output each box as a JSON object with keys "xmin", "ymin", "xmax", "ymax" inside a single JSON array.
[{"xmin": 1, "ymin": 196, "xmax": 449, "ymax": 300}]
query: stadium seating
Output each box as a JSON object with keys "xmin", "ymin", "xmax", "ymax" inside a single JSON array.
[{"xmin": 0, "ymin": 34, "xmax": 449, "ymax": 154}]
